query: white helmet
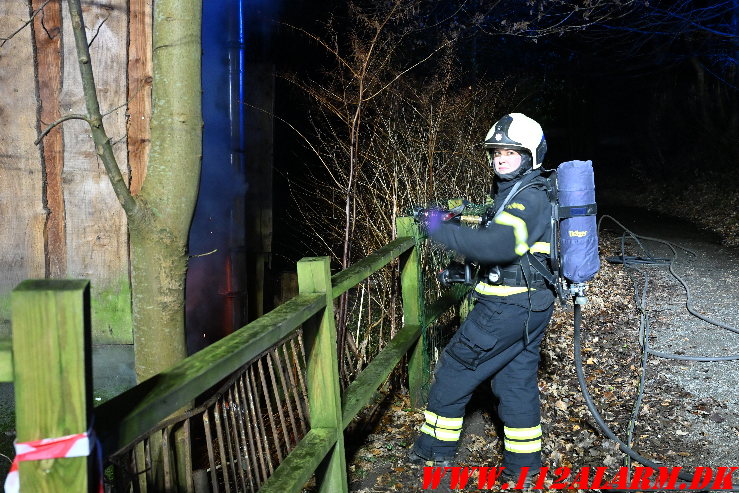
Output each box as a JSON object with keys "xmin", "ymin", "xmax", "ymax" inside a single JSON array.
[{"xmin": 483, "ymin": 113, "xmax": 547, "ymax": 169}]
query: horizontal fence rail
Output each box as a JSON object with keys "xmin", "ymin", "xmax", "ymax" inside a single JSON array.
[
  {"xmin": 330, "ymin": 237, "xmax": 416, "ymax": 299},
  {"xmin": 7, "ymin": 216, "xmax": 469, "ymax": 492},
  {"xmin": 95, "ymin": 293, "xmax": 325, "ymax": 455}
]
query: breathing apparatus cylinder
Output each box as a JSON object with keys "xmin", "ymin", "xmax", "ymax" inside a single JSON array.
[{"xmin": 558, "ymin": 160, "xmax": 600, "ymax": 284}]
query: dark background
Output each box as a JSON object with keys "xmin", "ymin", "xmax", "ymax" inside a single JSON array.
[
  {"xmin": 272, "ymin": 0, "xmax": 736, "ymax": 251},
  {"xmin": 187, "ymin": 0, "xmax": 738, "ymax": 350}
]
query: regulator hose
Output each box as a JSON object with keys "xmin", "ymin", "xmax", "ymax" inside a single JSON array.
[{"xmin": 573, "ymin": 301, "xmax": 696, "ymax": 484}]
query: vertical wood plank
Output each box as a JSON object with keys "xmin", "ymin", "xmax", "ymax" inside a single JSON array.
[
  {"xmin": 31, "ymin": 0, "xmax": 67, "ymax": 278},
  {"xmin": 127, "ymin": 0, "xmax": 152, "ymax": 195},
  {"xmin": 60, "ymin": 0, "xmax": 133, "ymax": 343},
  {"xmin": 395, "ymin": 217, "xmax": 427, "ymax": 407},
  {"xmin": 175, "ymin": 419, "xmax": 194, "ymax": 493},
  {"xmin": 11, "ymin": 280, "xmax": 91, "ymax": 492},
  {"xmin": 0, "ymin": 339, "xmax": 12, "ymax": 382},
  {"xmin": 0, "ymin": 1, "xmax": 47, "ymax": 336},
  {"xmin": 134, "ymin": 440, "xmax": 148, "ymax": 493},
  {"xmin": 297, "ymin": 257, "xmax": 347, "ymax": 493}
]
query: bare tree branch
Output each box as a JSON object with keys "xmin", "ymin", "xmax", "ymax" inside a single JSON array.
[
  {"xmin": 281, "ymin": 21, "xmax": 358, "ymax": 77},
  {"xmin": 66, "ymin": 0, "xmax": 143, "ymax": 220},
  {"xmin": 34, "ymin": 113, "xmax": 90, "ymax": 145},
  {"xmin": 363, "ymin": 38, "xmax": 452, "ymax": 102},
  {"xmin": 0, "ymin": 0, "xmax": 52, "ymax": 47}
]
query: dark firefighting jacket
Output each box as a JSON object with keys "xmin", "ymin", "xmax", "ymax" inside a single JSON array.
[{"xmin": 429, "ymin": 169, "xmax": 555, "ymax": 311}]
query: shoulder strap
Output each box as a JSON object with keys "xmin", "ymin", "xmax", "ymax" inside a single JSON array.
[{"xmin": 494, "ymin": 173, "xmax": 548, "ymax": 217}]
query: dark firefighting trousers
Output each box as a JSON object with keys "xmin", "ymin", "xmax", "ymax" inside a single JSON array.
[{"xmin": 412, "ymin": 296, "xmax": 554, "ymax": 474}]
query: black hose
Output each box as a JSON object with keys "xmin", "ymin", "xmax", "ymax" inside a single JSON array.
[
  {"xmin": 573, "ymin": 302, "xmax": 696, "ymax": 484},
  {"xmin": 599, "ymin": 214, "xmax": 739, "ymax": 352},
  {"xmin": 577, "ymin": 215, "xmax": 739, "ymax": 489}
]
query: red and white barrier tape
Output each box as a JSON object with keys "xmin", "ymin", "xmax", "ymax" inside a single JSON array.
[{"xmin": 4, "ymin": 431, "xmax": 103, "ymax": 493}]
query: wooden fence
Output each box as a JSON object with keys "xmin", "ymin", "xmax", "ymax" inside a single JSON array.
[{"xmin": 0, "ymin": 217, "xmax": 467, "ymax": 492}]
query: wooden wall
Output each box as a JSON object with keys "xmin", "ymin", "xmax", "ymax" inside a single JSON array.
[{"xmin": 0, "ymin": 0, "xmax": 152, "ymax": 344}]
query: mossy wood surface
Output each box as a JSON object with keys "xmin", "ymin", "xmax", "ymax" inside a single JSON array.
[
  {"xmin": 342, "ymin": 323, "xmax": 421, "ymax": 428},
  {"xmin": 331, "ymin": 237, "xmax": 415, "ymax": 298},
  {"xmin": 12, "ymin": 280, "xmax": 91, "ymax": 492},
  {"xmin": 0, "ymin": 339, "xmax": 12, "ymax": 382},
  {"xmin": 298, "ymin": 257, "xmax": 348, "ymax": 493},
  {"xmin": 258, "ymin": 428, "xmax": 336, "ymax": 493},
  {"xmin": 95, "ymin": 293, "xmax": 324, "ymax": 454},
  {"xmin": 396, "ymin": 217, "xmax": 427, "ymax": 407}
]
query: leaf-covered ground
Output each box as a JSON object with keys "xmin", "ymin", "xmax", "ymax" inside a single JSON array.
[{"xmin": 337, "ymin": 231, "xmax": 737, "ymax": 492}]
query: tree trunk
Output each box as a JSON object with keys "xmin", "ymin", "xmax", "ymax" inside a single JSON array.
[
  {"xmin": 130, "ymin": 0, "xmax": 202, "ymax": 381},
  {"xmin": 65, "ymin": 0, "xmax": 201, "ymax": 381}
]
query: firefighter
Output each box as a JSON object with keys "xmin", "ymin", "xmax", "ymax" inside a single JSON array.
[{"xmin": 410, "ymin": 113, "xmax": 555, "ymax": 487}]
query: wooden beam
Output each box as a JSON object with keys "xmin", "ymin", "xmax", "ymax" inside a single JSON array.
[
  {"xmin": 257, "ymin": 428, "xmax": 336, "ymax": 493},
  {"xmin": 12, "ymin": 280, "xmax": 91, "ymax": 491},
  {"xmin": 0, "ymin": 0, "xmax": 47, "ymax": 311},
  {"xmin": 330, "ymin": 237, "xmax": 415, "ymax": 299},
  {"xmin": 127, "ymin": 0, "xmax": 153, "ymax": 195},
  {"xmin": 396, "ymin": 217, "xmax": 427, "ymax": 407},
  {"xmin": 0, "ymin": 339, "xmax": 12, "ymax": 382},
  {"xmin": 31, "ymin": 0, "xmax": 67, "ymax": 278},
  {"xmin": 95, "ymin": 293, "xmax": 324, "ymax": 454},
  {"xmin": 342, "ymin": 324, "xmax": 421, "ymax": 428},
  {"xmin": 297, "ymin": 257, "xmax": 348, "ymax": 493}
]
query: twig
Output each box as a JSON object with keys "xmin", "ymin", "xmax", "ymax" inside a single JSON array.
[
  {"xmin": 0, "ymin": 0, "xmax": 53, "ymax": 48},
  {"xmin": 280, "ymin": 21, "xmax": 357, "ymax": 77},
  {"xmin": 87, "ymin": 14, "xmax": 110, "ymax": 47},
  {"xmin": 189, "ymin": 249, "xmax": 218, "ymax": 258},
  {"xmin": 34, "ymin": 114, "xmax": 90, "ymax": 145},
  {"xmin": 102, "ymin": 80, "xmax": 148, "ymax": 118},
  {"xmin": 363, "ymin": 39, "xmax": 452, "ymax": 102},
  {"xmin": 110, "ymin": 133, "xmax": 127, "ymax": 147}
]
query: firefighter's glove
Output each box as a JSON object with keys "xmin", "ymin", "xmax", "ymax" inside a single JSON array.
[
  {"xmin": 438, "ymin": 261, "xmax": 467, "ymax": 286},
  {"xmin": 413, "ymin": 207, "xmax": 455, "ymax": 234}
]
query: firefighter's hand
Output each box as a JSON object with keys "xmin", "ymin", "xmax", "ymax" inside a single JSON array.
[{"xmin": 412, "ymin": 207, "xmax": 455, "ymax": 233}]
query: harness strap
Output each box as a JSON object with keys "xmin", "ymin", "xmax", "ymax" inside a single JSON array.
[
  {"xmin": 485, "ymin": 265, "xmax": 547, "ymax": 286},
  {"xmin": 559, "ymin": 203, "xmax": 597, "ymax": 218},
  {"xmin": 526, "ymin": 253, "xmax": 558, "ymax": 287},
  {"xmin": 493, "ymin": 170, "xmax": 546, "ymax": 218}
]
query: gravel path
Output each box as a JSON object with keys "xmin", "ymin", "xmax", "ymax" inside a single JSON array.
[{"xmin": 599, "ymin": 206, "xmax": 739, "ymax": 470}]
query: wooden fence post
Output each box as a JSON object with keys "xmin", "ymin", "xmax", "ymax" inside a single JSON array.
[
  {"xmin": 297, "ymin": 257, "xmax": 347, "ymax": 493},
  {"xmin": 11, "ymin": 280, "xmax": 92, "ymax": 492},
  {"xmin": 395, "ymin": 217, "xmax": 427, "ymax": 408},
  {"xmin": 0, "ymin": 339, "xmax": 12, "ymax": 382}
]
